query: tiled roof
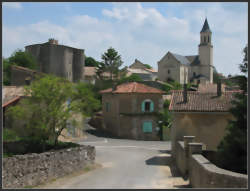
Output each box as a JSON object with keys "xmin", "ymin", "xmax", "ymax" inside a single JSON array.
[
  {"xmin": 12, "ymin": 65, "xmax": 38, "ymax": 73},
  {"xmin": 169, "ymin": 90, "xmax": 240, "ymax": 112},
  {"xmin": 2, "ymin": 86, "xmax": 25, "ymax": 107},
  {"xmin": 100, "ymin": 82, "xmax": 165, "ymax": 94},
  {"xmin": 145, "ymin": 68, "xmax": 157, "ymax": 73},
  {"xmin": 185, "ymin": 55, "xmax": 200, "ymax": 65}
]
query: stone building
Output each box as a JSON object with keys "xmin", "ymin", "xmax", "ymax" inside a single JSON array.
[
  {"xmin": 169, "ymin": 84, "xmax": 240, "ymax": 156},
  {"xmin": 100, "ymin": 82, "xmax": 165, "ymax": 140},
  {"xmin": 158, "ymin": 18, "xmax": 213, "ymax": 84},
  {"xmin": 25, "ymin": 39, "xmax": 85, "ymax": 83},
  {"xmin": 127, "ymin": 59, "xmax": 157, "ymax": 81}
]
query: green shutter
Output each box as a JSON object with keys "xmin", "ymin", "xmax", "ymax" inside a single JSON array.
[
  {"xmin": 150, "ymin": 101, "xmax": 154, "ymax": 112},
  {"xmin": 141, "ymin": 101, "xmax": 145, "ymax": 112},
  {"xmin": 143, "ymin": 122, "xmax": 152, "ymax": 133}
]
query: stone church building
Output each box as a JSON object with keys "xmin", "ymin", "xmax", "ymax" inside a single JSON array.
[{"xmin": 158, "ymin": 18, "xmax": 213, "ymax": 84}]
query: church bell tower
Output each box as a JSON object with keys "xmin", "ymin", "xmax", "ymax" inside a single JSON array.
[{"xmin": 198, "ymin": 18, "xmax": 213, "ymax": 83}]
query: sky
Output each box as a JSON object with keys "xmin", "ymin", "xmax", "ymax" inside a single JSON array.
[{"xmin": 2, "ymin": 2, "xmax": 248, "ymax": 76}]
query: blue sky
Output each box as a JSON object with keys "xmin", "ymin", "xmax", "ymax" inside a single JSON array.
[{"xmin": 3, "ymin": 2, "xmax": 248, "ymax": 76}]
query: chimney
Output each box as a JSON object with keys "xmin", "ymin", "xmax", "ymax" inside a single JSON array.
[
  {"xmin": 217, "ymin": 80, "xmax": 222, "ymax": 96},
  {"xmin": 183, "ymin": 84, "xmax": 187, "ymax": 103}
]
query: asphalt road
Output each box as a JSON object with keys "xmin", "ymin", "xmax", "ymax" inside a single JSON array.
[{"xmin": 37, "ymin": 123, "xmax": 189, "ymax": 189}]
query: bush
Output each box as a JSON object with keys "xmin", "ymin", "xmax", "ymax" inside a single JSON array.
[{"xmin": 3, "ymin": 128, "xmax": 20, "ymax": 142}]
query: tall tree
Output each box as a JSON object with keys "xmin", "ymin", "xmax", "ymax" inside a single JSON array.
[
  {"xmin": 216, "ymin": 44, "xmax": 248, "ymax": 174},
  {"xmin": 85, "ymin": 56, "xmax": 101, "ymax": 67},
  {"xmin": 99, "ymin": 47, "xmax": 123, "ymax": 81},
  {"xmin": 3, "ymin": 49, "xmax": 38, "ymax": 85}
]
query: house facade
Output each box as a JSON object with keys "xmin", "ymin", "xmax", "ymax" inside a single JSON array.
[
  {"xmin": 158, "ymin": 18, "xmax": 213, "ymax": 84},
  {"xmin": 100, "ymin": 82, "xmax": 165, "ymax": 140},
  {"xmin": 169, "ymin": 85, "xmax": 239, "ymax": 157}
]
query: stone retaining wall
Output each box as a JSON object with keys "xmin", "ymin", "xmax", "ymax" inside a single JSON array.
[
  {"xmin": 3, "ymin": 145, "xmax": 95, "ymax": 188},
  {"xmin": 175, "ymin": 136, "xmax": 247, "ymax": 188}
]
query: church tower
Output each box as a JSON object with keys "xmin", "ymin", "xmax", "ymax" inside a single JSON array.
[{"xmin": 198, "ymin": 18, "xmax": 213, "ymax": 83}]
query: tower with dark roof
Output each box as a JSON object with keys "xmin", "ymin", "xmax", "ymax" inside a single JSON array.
[{"xmin": 198, "ymin": 18, "xmax": 213, "ymax": 83}]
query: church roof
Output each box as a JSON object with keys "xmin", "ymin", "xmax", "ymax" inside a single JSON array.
[
  {"xmin": 200, "ymin": 18, "xmax": 211, "ymax": 33},
  {"xmin": 171, "ymin": 53, "xmax": 190, "ymax": 65},
  {"xmin": 185, "ymin": 55, "xmax": 200, "ymax": 65}
]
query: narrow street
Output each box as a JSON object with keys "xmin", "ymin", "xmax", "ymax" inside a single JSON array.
[{"xmin": 37, "ymin": 123, "xmax": 189, "ymax": 189}]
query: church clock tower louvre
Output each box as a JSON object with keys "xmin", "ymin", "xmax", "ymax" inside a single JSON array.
[{"xmin": 198, "ymin": 18, "xmax": 214, "ymax": 83}]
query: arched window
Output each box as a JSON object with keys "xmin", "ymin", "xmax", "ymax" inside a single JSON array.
[{"xmin": 141, "ymin": 99, "xmax": 154, "ymax": 112}]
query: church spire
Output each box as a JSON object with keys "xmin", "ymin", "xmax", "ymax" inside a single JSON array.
[{"xmin": 200, "ymin": 18, "xmax": 211, "ymax": 33}]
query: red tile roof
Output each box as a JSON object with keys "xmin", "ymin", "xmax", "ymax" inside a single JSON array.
[
  {"xmin": 100, "ymin": 82, "xmax": 165, "ymax": 94},
  {"xmin": 2, "ymin": 86, "xmax": 26, "ymax": 107},
  {"xmin": 169, "ymin": 90, "xmax": 241, "ymax": 112}
]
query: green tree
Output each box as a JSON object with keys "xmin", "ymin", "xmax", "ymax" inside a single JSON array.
[
  {"xmin": 3, "ymin": 49, "xmax": 38, "ymax": 85},
  {"xmin": 85, "ymin": 56, "xmax": 101, "ymax": 67},
  {"xmin": 72, "ymin": 82, "xmax": 101, "ymax": 116},
  {"xmin": 143, "ymin": 64, "xmax": 152, "ymax": 69},
  {"xmin": 98, "ymin": 47, "xmax": 123, "ymax": 81},
  {"xmin": 7, "ymin": 75, "xmax": 77, "ymax": 148},
  {"xmin": 118, "ymin": 74, "xmax": 142, "ymax": 84},
  {"xmin": 216, "ymin": 45, "xmax": 247, "ymax": 174}
]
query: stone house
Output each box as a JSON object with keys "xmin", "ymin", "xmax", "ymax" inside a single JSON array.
[
  {"xmin": 25, "ymin": 39, "xmax": 85, "ymax": 83},
  {"xmin": 127, "ymin": 59, "xmax": 157, "ymax": 81},
  {"xmin": 100, "ymin": 82, "xmax": 165, "ymax": 140},
  {"xmin": 169, "ymin": 84, "xmax": 240, "ymax": 156},
  {"xmin": 158, "ymin": 18, "xmax": 213, "ymax": 84}
]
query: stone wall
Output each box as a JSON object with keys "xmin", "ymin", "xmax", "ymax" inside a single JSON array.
[
  {"xmin": 174, "ymin": 136, "xmax": 247, "ymax": 188},
  {"xmin": 3, "ymin": 145, "xmax": 95, "ymax": 188}
]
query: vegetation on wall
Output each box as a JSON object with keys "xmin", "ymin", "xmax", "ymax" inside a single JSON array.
[
  {"xmin": 216, "ymin": 44, "xmax": 247, "ymax": 174},
  {"xmin": 3, "ymin": 49, "xmax": 38, "ymax": 85}
]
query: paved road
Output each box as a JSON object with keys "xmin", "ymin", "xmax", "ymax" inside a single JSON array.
[{"xmin": 37, "ymin": 123, "xmax": 189, "ymax": 189}]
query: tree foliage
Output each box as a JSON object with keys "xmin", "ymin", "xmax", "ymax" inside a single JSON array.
[
  {"xmin": 118, "ymin": 74, "xmax": 142, "ymax": 84},
  {"xmin": 3, "ymin": 49, "xmax": 38, "ymax": 85},
  {"xmin": 143, "ymin": 64, "xmax": 152, "ymax": 69},
  {"xmin": 216, "ymin": 44, "xmax": 248, "ymax": 174},
  {"xmin": 97, "ymin": 47, "xmax": 123, "ymax": 81},
  {"xmin": 85, "ymin": 56, "xmax": 101, "ymax": 67},
  {"xmin": 7, "ymin": 75, "xmax": 79, "ymax": 148}
]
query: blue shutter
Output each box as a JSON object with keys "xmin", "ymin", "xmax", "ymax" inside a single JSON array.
[
  {"xmin": 141, "ymin": 101, "xmax": 145, "ymax": 112},
  {"xmin": 143, "ymin": 122, "xmax": 152, "ymax": 133},
  {"xmin": 150, "ymin": 101, "xmax": 154, "ymax": 112}
]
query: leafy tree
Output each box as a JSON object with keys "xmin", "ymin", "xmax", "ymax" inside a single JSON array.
[
  {"xmin": 7, "ymin": 75, "xmax": 78, "ymax": 148},
  {"xmin": 216, "ymin": 45, "xmax": 248, "ymax": 174},
  {"xmin": 3, "ymin": 49, "xmax": 38, "ymax": 85},
  {"xmin": 118, "ymin": 74, "xmax": 142, "ymax": 84},
  {"xmin": 158, "ymin": 100, "xmax": 172, "ymax": 140},
  {"xmin": 72, "ymin": 82, "xmax": 101, "ymax": 116},
  {"xmin": 98, "ymin": 47, "xmax": 123, "ymax": 81},
  {"xmin": 143, "ymin": 64, "xmax": 152, "ymax": 69},
  {"xmin": 85, "ymin": 56, "xmax": 101, "ymax": 67}
]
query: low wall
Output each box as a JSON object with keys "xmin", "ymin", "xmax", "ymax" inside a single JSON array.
[
  {"xmin": 175, "ymin": 137, "xmax": 247, "ymax": 188},
  {"xmin": 3, "ymin": 145, "xmax": 95, "ymax": 188},
  {"xmin": 189, "ymin": 154, "xmax": 247, "ymax": 188}
]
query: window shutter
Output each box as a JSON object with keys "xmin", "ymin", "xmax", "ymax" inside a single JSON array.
[
  {"xmin": 141, "ymin": 101, "xmax": 145, "ymax": 112},
  {"xmin": 150, "ymin": 101, "xmax": 154, "ymax": 112}
]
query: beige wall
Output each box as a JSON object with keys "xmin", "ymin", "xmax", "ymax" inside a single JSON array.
[
  {"xmin": 158, "ymin": 53, "xmax": 181, "ymax": 83},
  {"xmin": 171, "ymin": 112, "xmax": 233, "ymax": 152}
]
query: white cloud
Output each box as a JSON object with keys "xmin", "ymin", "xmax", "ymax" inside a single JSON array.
[
  {"xmin": 2, "ymin": 3, "xmax": 248, "ymax": 76},
  {"xmin": 3, "ymin": 2, "xmax": 22, "ymax": 9}
]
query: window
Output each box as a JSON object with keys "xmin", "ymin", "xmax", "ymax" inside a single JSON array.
[
  {"xmin": 143, "ymin": 121, "xmax": 152, "ymax": 133},
  {"xmin": 105, "ymin": 102, "xmax": 110, "ymax": 112},
  {"xmin": 168, "ymin": 69, "xmax": 170, "ymax": 74},
  {"xmin": 208, "ymin": 36, "xmax": 210, "ymax": 43},
  {"xmin": 204, "ymin": 36, "xmax": 206, "ymax": 43},
  {"xmin": 193, "ymin": 72, "xmax": 196, "ymax": 77},
  {"xmin": 141, "ymin": 100, "xmax": 154, "ymax": 112}
]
